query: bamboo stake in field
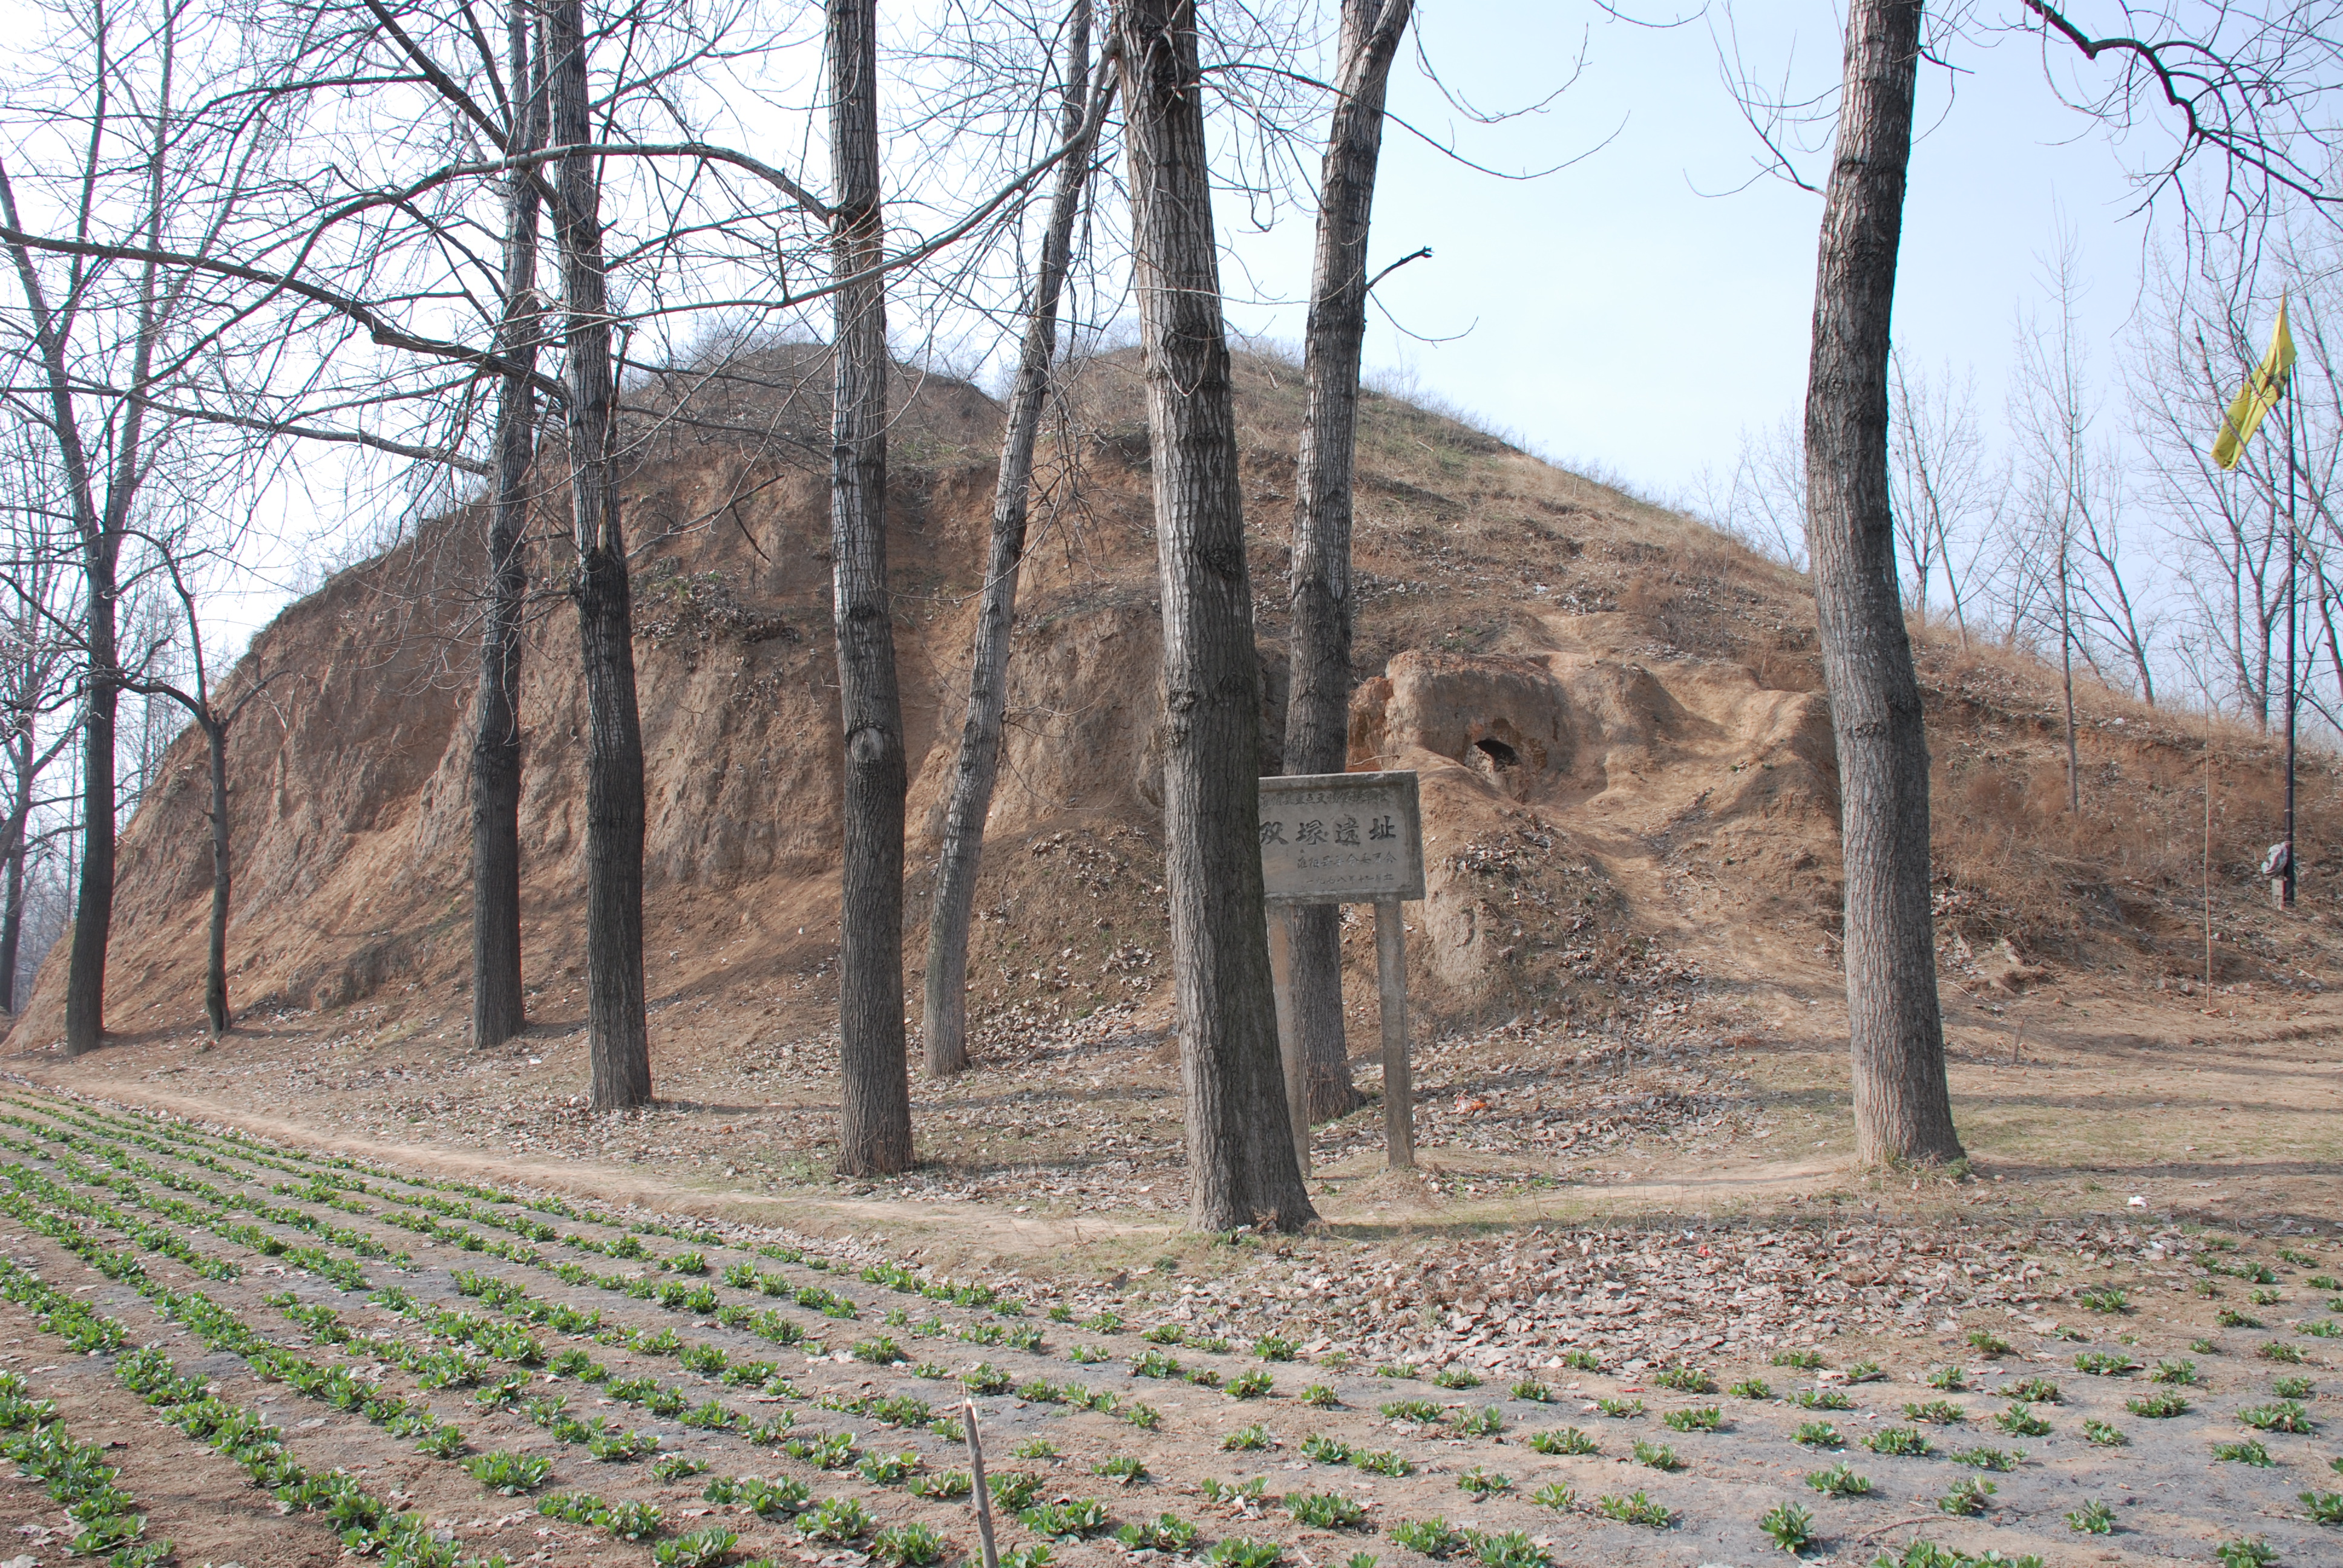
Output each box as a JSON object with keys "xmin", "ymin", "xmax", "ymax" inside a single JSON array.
[{"xmin": 963, "ymin": 1400, "xmax": 999, "ymax": 1568}]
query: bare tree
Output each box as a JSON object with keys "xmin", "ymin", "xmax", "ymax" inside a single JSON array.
[
  {"xmin": 1801, "ymin": 0, "xmax": 1964, "ymax": 1166},
  {"xmin": 922, "ymin": 0, "xmax": 1116, "ymax": 1080},
  {"xmin": 1117, "ymin": 0, "xmax": 1314, "ymax": 1232},
  {"xmin": 0, "ymin": 446, "xmax": 79, "ymax": 1013},
  {"xmin": 1280, "ymin": 0, "xmax": 1413, "ymax": 1125},
  {"xmin": 473, "ymin": 0, "xmax": 547, "ymax": 1051},
  {"xmin": 829, "ymin": 0, "xmax": 912, "ymax": 1172},
  {"xmin": 546, "ymin": 0, "xmax": 650, "ymax": 1110},
  {"xmin": 117, "ymin": 544, "xmax": 287, "ymax": 1036},
  {"xmin": 0, "ymin": 0, "xmax": 278, "ymax": 1054},
  {"xmin": 1887, "ymin": 350, "xmax": 1998, "ymax": 644}
]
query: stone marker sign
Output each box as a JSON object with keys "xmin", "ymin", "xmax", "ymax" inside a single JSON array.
[{"xmin": 1257, "ymin": 770, "xmax": 1423, "ymax": 1176}]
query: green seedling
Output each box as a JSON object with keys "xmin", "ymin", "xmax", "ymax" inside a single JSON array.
[
  {"xmin": 1631, "ymin": 1439, "xmax": 1683, "ymax": 1471},
  {"xmin": 1510, "ymin": 1380, "xmax": 1553, "ymax": 1403},
  {"xmin": 2215, "ymin": 1538, "xmax": 2277, "ymax": 1568},
  {"xmin": 2073, "ymin": 1353, "xmax": 2135, "ymax": 1376},
  {"xmin": 1118, "ymin": 1515, "xmax": 1202, "ymax": 1552},
  {"xmin": 1964, "ymin": 1330, "xmax": 2011, "ymax": 1357},
  {"xmin": 801, "ymin": 1496, "xmax": 875, "ymax": 1543},
  {"xmin": 2298, "ymin": 1489, "xmax": 2343, "ymax": 1525},
  {"xmin": 2005, "ymin": 1377, "xmax": 2060, "ymax": 1403},
  {"xmin": 2273, "ymin": 1376, "xmax": 2315, "ymax": 1399},
  {"xmin": 1556, "ymin": 1350, "xmax": 1602, "ymax": 1371},
  {"xmin": 1904, "ymin": 1401, "xmax": 1967, "ymax": 1425},
  {"xmin": 1092, "ymin": 1455, "xmax": 1147, "ymax": 1483},
  {"xmin": 2259, "ymin": 1341, "xmax": 2307, "ymax": 1364},
  {"xmin": 1381, "ymin": 1399, "xmax": 1442, "ymax": 1424},
  {"xmin": 1527, "ymin": 1427, "xmax": 1597, "ymax": 1455},
  {"xmin": 1994, "ymin": 1404, "xmax": 2050, "ymax": 1437},
  {"xmin": 1199, "ymin": 1477, "xmax": 1267, "ymax": 1504},
  {"xmin": 1865, "ymin": 1427, "xmax": 1932, "ymax": 1457},
  {"xmin": 1352, "ymin": 1450, "xmax": 1412, "ymax": 1477},
  {"xmin": 1844, "ymin": 1362, "xmax": 1885, "ymax": 1383},
  {"xmin": 1731, "ymin": 1379, "xmax": 1774, "ymax": 1400},
  {"xmin": 1228, "ymin": 1371, "xmax": 1274, "ymax": 1400},
  {"xmin": 2218, "ymin": 1308, "xmax": 2265, "ymax": 1329},
  {"xmin": 909, "ymin": 1471, "xmax": 973, "ymax": 1500},
  {"xmin": 2126, "ymin": 1389, "xmax": 2190, "ymax": 1418},
  {"xmin": 2080, "ymin": 1419, "xmax": 2128, "ymax": 1447},
  {"xmin": 857, "ymin": 1451, "xmax": 919, "ymax": 1485},
  {"xmin": 1791, "ymin": 1389, "xmax": 1851, "ymax": 1411},
  {"xmin": 1529, "ymin": 1483, "xmax": 1575, "ymax": 1511},
  {"xmin": 2236, "ymin": 1400, "xmax": 2313, "ymax": 1433},
  {"xmin": 1926, "ymin": 1366, "xmax": 1966, "ymax": 1391},
  {"xmin": 1772, "ymin": 1349, "xmax": 1825, "ymax": 1370},
  {"xmin": 1592, "ymin": 1492, "xmax": 1672, "ymax": 1528},
  {"xmin": 1433, "ymin": 1367, "xmax": 1482, "ymax": 1390},
  {"xmin": 2077, "ymin": 1288, "xmax": 2129, "ymax": 1314},
  {"xmin": 1300, "ymin": 1384, "xmax": 1341, "ymax": 1408},
  {"xmin": 1468, "ymin": 1530, "xmax": 1552, "ymax": 1568},
  {"xmin": 1018, "ymin": 1498, "xmax": 1110, "ymax": 1541},
  {"xmin": 1938, "ymin": 1478, "xmax": 1995, "ymax": 1517},
  {"xmin": 1759, "ymin": 1501, "xmax": 1814, "ymax": 1555},
  {"xmin": 1289, "ymin": 1492, "xmax": 1369, "ymax": 1529},
  {"xmin": 1949, "ymin": 1447, "xmax": 2023, "ymax": 1472},
  {"xmin": 870, "ymin": 1522, "xmax": 947, "ymax": 1568},
  {"xmin": 1255, "ymin": 1335, "xmax": 1298, "ymax": 1362},
  {"xmin": 1206, "ymin": 1541, "xmax": 1283, "ymax": 1568},
  {"xmin": 464, "ymin": 1451, "xmax": 551, "ymax": 1495},
  {"xmin": 989, "ymin": 1472, "xmax": 1043, "ymax": 1511},
  {"xmin": 1221, "ymin": 1424, "xmax": 1270, "ymax": 1451},
  {"xmin": 2214, "ymin": 1440, "xmax": 2275, "ymax": 1467},
  {"xmin": 1012, "ymin": 1438, "xmax": 1059, "ymax": 1460},
  {"xmin": 1794, "ymin": 1421, "xmax": 1843, "ymax": 1449},
  {"xmin": 1389, "ymin": 1519, "xmax": 1461, "ymax": 1557},
  {"xmin": 1450, "ymin": 1405, "xmax": 1505, "ymax": 1437},
  {"xmin": 1596, "ymin": 1397, "xmax": 1643, "ymax": 1419},
  {"xmin": 1655, "ymin": 1366, "xmax": 1716, "ymax": 1394},
  {"xmin": 1456, "ymin": 1466, "xmax": 1511, "ymax": 1497},
  {"xmin": 1663, "ymin": 1406, "xmax": 1722, "ymax": 1432},
  {"xmin": 1301, "ymin": 1434, "xmax": 1354, "ymax": 1463},
  {"xmin": 2065, "ymin": 1500, "xmax": 2115, "ymax": 1536},
  {"xmin": 2152, "ymin": 1359, "xmax": 2200, "ymax": 1385}
]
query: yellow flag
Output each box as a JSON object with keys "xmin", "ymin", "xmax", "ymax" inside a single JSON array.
[{"xmin": 2213, "ymin": 294, "xmax": 2296, "ymax": 470}]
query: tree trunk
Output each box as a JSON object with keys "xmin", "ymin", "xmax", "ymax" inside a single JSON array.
[
  {"xmin": 203, "ymin": 715, "xmax": 230, "ymax": 1037},
  {"xmin": 829, "ymin": 0, "xmax": 913, "ymax": 1174},
  {"xmin": 2061, "ymin": 571, "xmax": 2080, "ymax": 812},
  {"xmin": 471, "ymin": 0, "xmax": 545, "ymax": 1051},
  {"xmin": 64, "ymin": 589, "xmax": 115, "ymax": 1055},
  {"xmin": 1283, "ymin": 0, "xmax": 1412, "ymax": 1125},
  {"xmin": 548, "ymin": 0, "xmax": 651, "ymax": 1111},
  {"xmin": 1801, "ymin": 0, "xmax": 1963, "ymax": 1167},
  {"xmin": 0, "ymin": 805, "xmax": 25, "ymax": 1014},
  {"xmin": 1118, "ymin": 0, "xmax": 1316, "ymax": 1232},
  {"xmin": 923, "ymin": 0, "xmax": 1104, "ymax": 1079}
]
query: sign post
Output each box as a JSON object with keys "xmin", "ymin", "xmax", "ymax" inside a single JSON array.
[{"xmin": 1256, "ymin": 770, "xmax": 1425, "ymax": 1174}]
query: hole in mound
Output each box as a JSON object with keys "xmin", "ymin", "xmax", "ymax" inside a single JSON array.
[{"xmin": 1474, "ymin": 736, "xmax": 1520, "ymax": 769}]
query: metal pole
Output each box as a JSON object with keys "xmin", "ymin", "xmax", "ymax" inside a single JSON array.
[{"xmin": 2287, "ymin": 387, "xmax": 2300, "ymax": 909}]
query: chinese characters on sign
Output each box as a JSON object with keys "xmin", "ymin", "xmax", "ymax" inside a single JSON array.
[{"xmin": 1256, "ymin": 771, "xmax": 1425, "ymax": 903}]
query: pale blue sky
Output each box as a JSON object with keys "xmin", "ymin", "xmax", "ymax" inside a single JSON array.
[{"xmin": 1218, "ymin": 1, "xmax": 2156, "ymax": 506}]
